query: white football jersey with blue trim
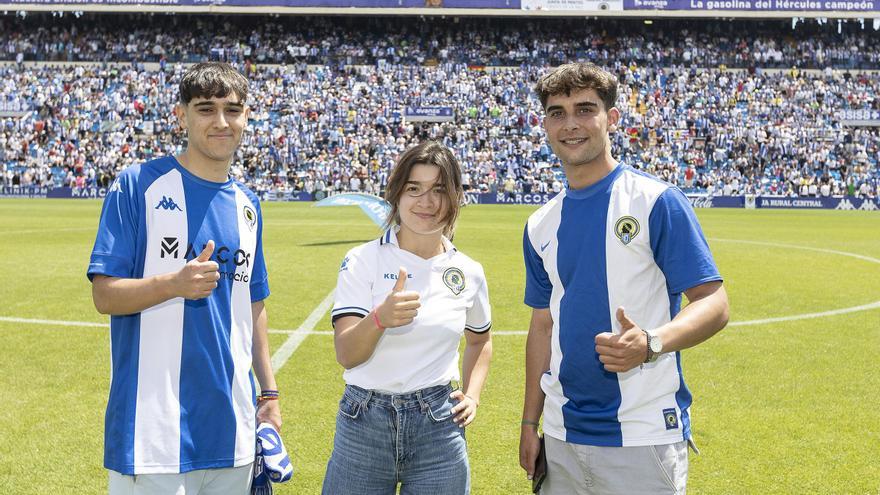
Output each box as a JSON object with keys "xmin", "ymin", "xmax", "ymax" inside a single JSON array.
[{"xmin": 332, "ymin": 228, "xmax": 491, "ymax": 394}]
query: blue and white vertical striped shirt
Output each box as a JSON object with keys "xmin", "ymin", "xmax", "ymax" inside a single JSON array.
[
  {"xmin": 524, "ymin": 164, "xmax": 721, "ymax": 447},
  {"xmin": 88, "ymin": 156, "xmax": 269, "ymax": 475}
]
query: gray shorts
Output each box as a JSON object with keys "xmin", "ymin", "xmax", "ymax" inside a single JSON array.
[
  {"xmin": 109, "ymin": 464, "xmax": 253, "ymax": 495},
  {"xmin": 541, "ymin": 435, "xmax": 688, "ymax": 495}
]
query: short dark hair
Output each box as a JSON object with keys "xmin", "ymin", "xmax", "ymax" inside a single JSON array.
[
  {"xmin": 178, "ymin": 62, "xmax": 249, "ymax": 105},
  {"xmin": 384, "ymin": 141, "xmax": 464, "ymax": 239},
  {"xmin": 534, "ymin": 62, "xmax": 618, "ymax": 112}
]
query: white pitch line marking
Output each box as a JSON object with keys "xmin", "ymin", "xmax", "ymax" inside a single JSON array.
[
  {"xmin": 268, "ymin": 329, "xmax": 531, "ymax": 336},
  {"xmin": 5, "ymin": 313, "xmax": 880, "ymax": 334},
  {"xmin": 0, "ymin": 316, "xmax": 519, "ymax": 336},
  {"xmin": 0, "ymin": 316, "xmax": 328, "ymax": 334},
  {"xmin": 709, "ymin": 237, "xmax": 880, "ymax": 327},
  {"xmin": 1, "ymin": 227, "xmax": 95, "ymax": 235},
  {"xmin": 3, "ymin": 240, "xmax": 879, "ymax": 339},
  {"xmin": 269, "ymin": 289, "xmax": 336, "ymax": 373},
  {"xmin": 709, "ymin": 238, "xmax": 880, "ymax": 265},
  {"xmin": 0, "ymin": 316, "xmax": 109, "ymax": 328},
  {"xmin": 727, "ymin": 300, "xmax": 880, "ymax": 327}
]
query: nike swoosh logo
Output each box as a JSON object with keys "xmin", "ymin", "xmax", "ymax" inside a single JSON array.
[{"xmin": 540, "ymin": 241, "xmax": 551, "ymax": 252}]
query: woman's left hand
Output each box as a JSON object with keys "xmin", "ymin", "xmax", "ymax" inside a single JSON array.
[{"xmin": 449, "ymin": 390, "xmax": 479, "ymax": 428}]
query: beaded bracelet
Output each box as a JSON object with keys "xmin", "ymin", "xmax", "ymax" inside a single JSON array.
[{"xmin": 258, "ymin": 389, "xmax": 279, "ymax": 402}]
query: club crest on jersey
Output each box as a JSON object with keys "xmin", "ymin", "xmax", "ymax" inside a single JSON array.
[
  {"xmin": 442, "ymin": 267, "xmax": 466, "ymax": 296},
  {"xmin": 663, "ymin": 408, "xmax": 679, "ymax": 430},
  {"xmin": 614, "ymin": 216, "xmax": 640, "ymax": 245},
  {"xmin": 243, "ymin": 205, "xmax": 257, "ymax": 232}
]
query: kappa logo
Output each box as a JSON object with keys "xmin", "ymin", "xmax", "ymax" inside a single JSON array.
[
  {"xmin": 614, "ymin": 216, "xmax": 640, "ymax": 245},
  {"xmin": 835, "ymin": 199, "xmax": 856, "ymax": 210},
  {"xmin": 442, "ymin": 267, "xmax": 466, "ymax": 296},
  {"xmin": 859, "ymin": 200, "xmax": 878, "ymax": 211},
  {"xmin": 160, "ymin": 237, "xmax": 179, "ymax": 258},
  {"xmin": 243, "ymin": 205, "xmax": 257, "ymax": 231},
  {"xmin": 155, "ymin": 196, "xmax": 183, "ymax": 211},
  {"xmin": 108, "ymin": 180, "xmax": 122, "ymax": 194},
  {"xmin": 662, "ymin": 408, "xmax": 679, "ymax": 430}
]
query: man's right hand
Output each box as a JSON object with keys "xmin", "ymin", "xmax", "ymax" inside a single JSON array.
[
  {"xmin": 374, "ymin": 267, "xmax": 420, "ymax": 329},
  {"xmin": 173, "ymin": 240, "xmax": 220, "ymax": 300},
  {"xmin": 519, "ymin": 423, "xmax": 541, "ymax": 480}
]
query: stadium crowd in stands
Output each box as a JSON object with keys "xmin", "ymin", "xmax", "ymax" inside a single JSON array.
[
  {"xmin": 0, "ymin": 14, "xmax": 878, "ymax": 199},
  {"xmin": 4, "ymin": 15, "xmax": 880, "ymax": 70}
]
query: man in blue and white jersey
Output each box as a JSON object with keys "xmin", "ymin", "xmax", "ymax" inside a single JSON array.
[
  {"xmin": 519, "ymin": 63, "xmax": 730, "ymax": 494},
  {"xmin": 88, "ymin": 63, "xmax": 281, "ymax": 494}
]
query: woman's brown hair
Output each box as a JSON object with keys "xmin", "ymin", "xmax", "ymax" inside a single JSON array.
[{"xmin": 383, "ymin": 141, "xmax": 464, "ymax": 239}]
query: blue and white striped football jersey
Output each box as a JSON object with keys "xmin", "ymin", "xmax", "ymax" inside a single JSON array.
[
  {"xmin": 87, "ymin": 156, "xmax": 269, "ymax": 475},
  {"xmin": 523, "ymin": 164, "xmax": 721, "ymax": 447}
]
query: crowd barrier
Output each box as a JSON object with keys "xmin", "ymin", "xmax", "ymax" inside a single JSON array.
[{"xmin": 2, "ymin": 186, "xmax": 878, "ymax": 210}]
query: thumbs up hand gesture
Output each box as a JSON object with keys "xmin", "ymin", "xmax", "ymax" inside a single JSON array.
[
  {"xmin": 373, "ymin": 267, "xmax": 421, "ymax": 329},
  {"xmin": 173, "ymin": 240, "xmax": 221, "ymax": 300},
  {"xmin": 594, "ymin": 307, "xmax": 647, "ymax": 373}
]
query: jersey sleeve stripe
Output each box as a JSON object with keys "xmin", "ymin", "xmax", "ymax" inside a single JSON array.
[
  {"xmin": 331, "ymin": 306, "xmax": 370, "ymax": 316},
  {"xmin": 465, "ymin": 321, "xmax": 492, "ymax": 333},
  {"xmin": 331, "ymin": 312, "xmax": 370, "ymax": 326}
]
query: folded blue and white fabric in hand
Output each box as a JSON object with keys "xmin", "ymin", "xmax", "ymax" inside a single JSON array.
[{"xmin": 251, "ymin": 423, "xmax": 293, "ymax": 495}]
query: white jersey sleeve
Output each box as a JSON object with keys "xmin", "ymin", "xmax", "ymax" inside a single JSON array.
[
  {"xmin": 331, "ymin": 245, "xmax": 375, "ymax": 325},
  {"xmin": 465, "ymin": 263, "xmax": 491, "ymax": 333}
]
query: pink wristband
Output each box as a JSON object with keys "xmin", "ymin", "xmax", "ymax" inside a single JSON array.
[{"xmin": 371, "ymin": 309, "xmax": 385, "ymax": 330}]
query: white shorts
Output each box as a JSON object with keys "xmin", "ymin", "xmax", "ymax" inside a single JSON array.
[
  {"xmin": 108, "ymin": 464, "xmax": 253, "ymax": 495},
  {"xmin": 541, "ymin": 435, "xmax": 688, "ymax": 495}
]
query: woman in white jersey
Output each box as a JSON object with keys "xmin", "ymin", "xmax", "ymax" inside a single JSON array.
[{"xmin": 322, "ymin": 141, "xmax": 493, "ymax": 495}]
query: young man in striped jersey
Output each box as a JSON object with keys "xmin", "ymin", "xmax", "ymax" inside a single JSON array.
[
  {"xmin": 519, "ymin": 62, "xmax": 729, "ymax": 494},
  {"xmin": 88, "ymin": 62, "xmax": 281, "ymax": 494}
]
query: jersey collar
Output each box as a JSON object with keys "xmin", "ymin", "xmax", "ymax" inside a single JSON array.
[
  {"xmin": 564, "ymin": 162, "xmax": 624, "ymax": 200},
  {"xmin": 379, "ymin": 226, "xmax": 457, "ymax": 254},
  {"xmin": 172, "ymin": 156, "xmax": 234, "ymax": 189}
]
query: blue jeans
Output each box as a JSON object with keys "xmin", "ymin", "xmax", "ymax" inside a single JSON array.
[{"xmin": 321, "ymin": 384, "xmax": 469, "ymax": 495}]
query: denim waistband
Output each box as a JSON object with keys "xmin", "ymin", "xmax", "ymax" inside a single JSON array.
[{"xmin": 344, "ymin": 383, "xmax": 453, "ymax": 410}]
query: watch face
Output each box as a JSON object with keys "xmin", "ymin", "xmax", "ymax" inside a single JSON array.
[{"xmin": 649, "ymin": 334, "xmax": 663, "ymax": 353}]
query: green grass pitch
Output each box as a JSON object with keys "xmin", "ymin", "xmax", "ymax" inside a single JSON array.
[{"xmin": 0, "ymin": 199, "xmax": 878, "ymax": 494}]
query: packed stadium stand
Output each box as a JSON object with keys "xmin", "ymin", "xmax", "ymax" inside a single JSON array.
[{"xmin": 1, "ymin": 13, "xmax": 878, "ymax": 199}]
